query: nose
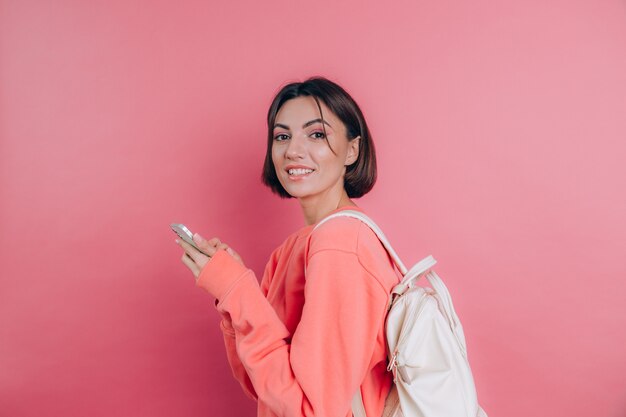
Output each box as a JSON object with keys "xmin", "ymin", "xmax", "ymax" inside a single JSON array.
[{"xmin": 285, "ymin": 133, "xmax": 306, "ymax": 159}]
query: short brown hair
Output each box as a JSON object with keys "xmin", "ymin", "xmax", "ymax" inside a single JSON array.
[{"xmin": 261, "ymin": 76, "xmax": 377, "ymax": 199}]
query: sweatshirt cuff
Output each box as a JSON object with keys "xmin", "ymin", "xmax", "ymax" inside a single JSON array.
[
  {"xmin": 196, "ymin": 248, "xmax": 249, "ymax": 300},
  {"xmin": 219, "ymin": 318, "xmax": 236, "ymax": 337}
]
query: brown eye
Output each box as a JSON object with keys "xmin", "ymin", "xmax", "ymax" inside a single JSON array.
[
  {"xmin": 311, "ymin": 131, "xmax": 326, "ymax": 139},
  {"xmin": 274, "ymin": 134, "xmax": 290, "ymax": 141}
]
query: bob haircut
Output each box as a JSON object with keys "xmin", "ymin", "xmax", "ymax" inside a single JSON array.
[{"xmin": 261, "ymin": 76, "xmax": 377, "ymax": 199}]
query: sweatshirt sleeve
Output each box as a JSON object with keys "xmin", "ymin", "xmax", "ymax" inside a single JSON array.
[
  {"xmin": 213, "ymin": 247, "xmax": 281, "ymax": 402},
  {"xmin": 217, "ymin": 313, "xmax": 258, "ymax": 400},
  {"xmin": 196, "ymin": 246, "xmax": 389, "ymax": 417}
]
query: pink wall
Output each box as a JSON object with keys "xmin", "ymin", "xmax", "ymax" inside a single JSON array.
[{"xmin": 2, "ymin": 0, "xmax": 625, "ymax": 416}]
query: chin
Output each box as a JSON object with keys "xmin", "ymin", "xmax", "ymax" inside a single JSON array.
[
  {"xmin": 281, "ymin": 184, "xmax": 317, "ymax": 200},
  {"xmin": 282, "ymin": 188, "xmax": 308, "ymax": 199}
]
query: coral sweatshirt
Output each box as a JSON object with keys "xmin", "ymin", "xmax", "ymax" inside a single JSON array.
[{"xmin": 196, "ymin": 205, "xmax": 402, "ymax": 417}]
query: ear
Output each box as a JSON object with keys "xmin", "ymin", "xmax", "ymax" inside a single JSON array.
[{"xmin": 345, "ymin": 136, "xmax": 361, "ymax": 166}]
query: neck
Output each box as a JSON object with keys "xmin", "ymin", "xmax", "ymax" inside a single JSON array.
[{"xmin": 299, "ymin": 189, "xmax": 357, "ymax": 226}]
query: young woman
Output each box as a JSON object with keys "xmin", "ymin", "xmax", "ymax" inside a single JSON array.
[{"xmin": 175, "ymin": 76, "xmax": 401, "ymax": 416}]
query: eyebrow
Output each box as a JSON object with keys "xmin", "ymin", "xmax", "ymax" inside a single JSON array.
[{"xmin": 273, "ymin": 118, "xmax": 332, "ymax": 130}]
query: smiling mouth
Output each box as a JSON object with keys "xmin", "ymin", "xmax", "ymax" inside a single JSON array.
[
  {"xmin": 287, "ymin": 168, "xmax": 314, "ymax": 176},
  {"xmin": 286, "ymin": 168, "xmax": 315, "ymax": 179}
]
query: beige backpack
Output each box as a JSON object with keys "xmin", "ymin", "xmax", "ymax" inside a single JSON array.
[{"xmin": 314, "ymin": 210, "xmax": 487, "ymax": 417}]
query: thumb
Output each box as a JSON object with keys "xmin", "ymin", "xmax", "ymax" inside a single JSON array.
[
  {"xmin": 193, "ymin": 233, "xmax": 215, "ymax": 255},
  {"xmin": 192, "ymin": 233, "xmax": 204, "ymax": 245}
]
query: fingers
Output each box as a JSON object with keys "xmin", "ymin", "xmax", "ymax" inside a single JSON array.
[
  {"xmin": 177, "ymin": 238, "xmax": 210, "ymax": 264},
  {"xmin": 192, "ymin": 234, "xmax": 221, "ymax": 257},
  {"xmin": 193, "ymin": 234, "xmax": 234, "ymax": 258},
  {"xmin": 181, "ymin": 252, "xmax": 200, "ymax": 279},
  {"xmin": 207, "ymin": 237, "xmax": 221, "ymax": 247},
  {"xmin": 222, "ymin": 245, "xmax": 244, "ymax": 266},
  {"xmin": 215, "ymin": 243, "xmax": 241, "ymax": 264},
  {"xmin": 176, "ymin": 232, "xmax": 241, "ymax": 270}
]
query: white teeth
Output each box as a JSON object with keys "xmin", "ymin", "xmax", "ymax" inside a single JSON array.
[{"xmin": 288, "ymin": 168, "xmax": 313, "ymax": 176}]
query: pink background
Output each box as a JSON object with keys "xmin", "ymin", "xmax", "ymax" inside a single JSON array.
[{"xmin": 1, "ymin": 0, "xmax": 625, "ymax": 416}]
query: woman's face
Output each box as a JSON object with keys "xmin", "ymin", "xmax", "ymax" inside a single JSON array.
[{"xmin": 271, "ymin": 96, "xmax": 360, "ymax": 204}]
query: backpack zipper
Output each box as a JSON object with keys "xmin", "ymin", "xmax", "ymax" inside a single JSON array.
[{"xmin": 387, "ymin": 289, "xmax": 431, "ymax": 384}]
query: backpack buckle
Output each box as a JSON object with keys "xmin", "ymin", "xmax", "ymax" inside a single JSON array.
[{"xmin": 387, "ymin": 350, "xmax": 399, "ymax": 382}]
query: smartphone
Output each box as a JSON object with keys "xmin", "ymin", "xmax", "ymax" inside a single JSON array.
[{"xmin": 170, "ymin": 223, "xmax": 211, "ymax": 257}]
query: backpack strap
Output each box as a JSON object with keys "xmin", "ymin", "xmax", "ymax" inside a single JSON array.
[
  {"xmin": 317, "ymin": 210, "xmax": 474, "ymax": 414},
  {"xmin": 313, "ymin": 210, "xmax": 409, "ymax": 275},
  {"xmin": 314, "ymin": 210, "xmax": 437, "ymax": 291}
]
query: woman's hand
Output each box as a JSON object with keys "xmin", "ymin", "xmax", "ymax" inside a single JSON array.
[{"xmin": 175, "ymin": 233, "xmax": 244, "ymax": 280}]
